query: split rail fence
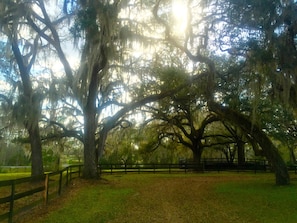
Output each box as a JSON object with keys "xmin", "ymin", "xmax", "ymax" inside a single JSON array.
[
  {"xmin": 98, "ymin": 159, "xmax": 271, "ymax": 174},
  {"xmin": 0, "ymin": 165, "xmax": 82, "ymax": 223}
]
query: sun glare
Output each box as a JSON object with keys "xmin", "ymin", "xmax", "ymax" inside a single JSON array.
[{"xmin": 172, "ymin": 0, "xmax": 188, "ymax": 34}]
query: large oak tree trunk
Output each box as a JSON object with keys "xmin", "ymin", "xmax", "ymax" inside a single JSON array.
[
  {"xmin": 288, "ymin": 146, "xmax": 296, "ymax": 164},
  {"xmin": 26, "ymin": 93, "xmax": 44, "ymax": 177},
  {"xmin": 82, "ymin": 60, "xmax": 101, "ymax": 179},
  {"xmin": 97, "ymin": 128, "xmax": 109, "ymax": 162},
  {"xmin": 78, "ymin": 0, "xmax": 109, "ymax": 179},
  {"xmin": 11, "ymin": 39, "xmax": 44, "ymax": 177},
  {"xmin": 237, "ymin": 140, "xmax": 245, "ymax": 166},
  {"xmin": 192, "ymin": 143, "xmax": 204, "ymax": 171},
  {"xmin": 28, "ymin": 123, "xmax": 44, "ymax": 176},
  {"xmin": 209, "ymin": 102, "xmax": 290, "ymax": 185},
  {"xmin": 83, "ymin": 108, "xmax": 98, "ymax": 179}
]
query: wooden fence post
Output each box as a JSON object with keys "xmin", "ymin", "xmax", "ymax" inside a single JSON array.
[
  {"xmin": 58, "ymin": 171, "xmax": 63, "ymax": 196},
  {"xmin": 69, "ymin": 166, "xmax": 72, "ymax": 181},
  {"xmin": 44, "ymin": 174, "xmax": 49, "ymax": 204},
  {"xmin": 66, "ymin": 167, "xmax": 69, "ymax": 186},
  {"xmin": 8, "ymin": 181, "xmax": 15, "ymax": 223}
]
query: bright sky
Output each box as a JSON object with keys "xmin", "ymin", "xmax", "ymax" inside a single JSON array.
[{"xmin": 172, "ymin": 0, "xmax": 188, "ymax": 34}]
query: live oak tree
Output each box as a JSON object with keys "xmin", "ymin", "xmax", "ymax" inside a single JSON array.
[
  {"xmin": 5, "ymin": 0, "xmax": 191, "ymax": 179},
  {"xmin": 54, "ymin": 0, "xmax": 204, "ymax": 178},
  {"xmin": 142, "ymin": 67, "xmax": 220, "ymax": 168},
  {"xmin": 153, "ymin": 0, "xmax": 291, "ymax": 184},
  {"xmin": 0, "ymin": 1, "xmax": 46, "ymax": 176},
  {"xmin": 143, "ymin": 71, "xmax": 249, "ymax": 167}
]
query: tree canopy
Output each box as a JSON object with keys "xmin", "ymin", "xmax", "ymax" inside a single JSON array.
[{"xmin": 0, "ymin": 0, "xmax": 296, "ymax": 185}]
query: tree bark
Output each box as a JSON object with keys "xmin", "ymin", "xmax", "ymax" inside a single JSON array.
[
  {"xmin": 83, "ymin": 110, "xmax": 98, "ymax": 179},
  {"xmin": 82, "ymin": 60, "xmax": 101, "ymax": 179},
  {"xmin": 28, "ymin": 93, "xmax": 44, "ymax": 176},
  {"xmin": 237, "ymin": 140, "xmax": 245, "ymax": 166},
  {"xmin": 288, "ymin": 145, "xmax": 296, "ymax": 164},
  {"xmin": 11, "ymin": 35, "xmax": 44, "ymax": 177},
  {"xmin": 209, "ymin": 102, "xmax": 290, "ymax": 185},
  {"xmin": 192, "ymin": 143, "xmax": 204, "ymax": 171},
  {"xmin": 97, "ymin": 127, "xmax": 109, "ymax": 162},
  {"xmin": 28, "ymin": 123, "xmax": 44, "ymax": 176}
]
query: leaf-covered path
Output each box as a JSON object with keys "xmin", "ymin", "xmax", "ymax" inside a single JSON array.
[
  {"xmin": 16, "ymin": 173, "xmax": 296, "ymax": 223},
  {"xmin": 110, "ymin": 175, "xmax": 245, "ymax": 223}
]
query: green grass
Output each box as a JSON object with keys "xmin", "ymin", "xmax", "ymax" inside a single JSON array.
[
  {"xmin": 40, "ymin": 179, "xmax": 134, "ymax": 223},
  {"xmin": 45, "ymin": 188, "xmax": 132, "ymax": 223},
  {"xmin": 0, "ymin": 173, "xmax": 31, "ymax": 181},
  {"xmin": 19, "ymin": 173, "xmax": 297, "ymax": 223},
  {"xmin": 215, "ymin": 177, "xmax": 297, "ymax": 223}
]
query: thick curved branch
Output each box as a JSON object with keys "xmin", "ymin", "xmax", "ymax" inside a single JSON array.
[
  {"xmin": 42, "ymin": 119, "xmax": 83, "ymax": 142},
  {"xmin": 197, "ymin": 113, "xmax": 220, "ymax": 136},
  {"xmin": 209, "ymin": 101, "xmax": 289, "ymax": 184},
  {"xmin": 162, "ymin": 131, "xmax": 192, "ymax": 149},
  {"xmin": 101, "ymin": 74, "xmax": 203, "ymax": 132}
]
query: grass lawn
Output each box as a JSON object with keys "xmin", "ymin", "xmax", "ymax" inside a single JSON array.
[
  {"xmin": 0, "ymin": 173, "xmax": 31, "ymax": 181},
  {"xmin": 15, "ymin": 172, "xmax": 297, "ymax": 223}
]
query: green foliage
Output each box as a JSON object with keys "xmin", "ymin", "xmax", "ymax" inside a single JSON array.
[
  {"xmin": 0, "ymin": 144, "xmax": 30, "ymax": 166},
  {"xmin": 224, "ymin": 0, "xmax": 297, "ymax": 109},
  {"xmin": 158, "ymin": 66, "xmax": 188, "ymax": 89},
  {"xmin": 70, "ymin": 7, "xmax": 98, "ymax": 40},
  {"xmin": 42, "ymin": 149, "xmax": 60, "ymax": 171},
  {"xmin": 103, "ymin": 123, "xmax": 191, "ymax": 164}
]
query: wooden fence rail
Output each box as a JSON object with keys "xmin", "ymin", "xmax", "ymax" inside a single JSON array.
[
  {"xmin": 0, "ymin": 165, "xmax": 82, "ymax": 223},
  {"xmin": 98, "ymin": 159, "xmax": 271, "ymax": 174}
]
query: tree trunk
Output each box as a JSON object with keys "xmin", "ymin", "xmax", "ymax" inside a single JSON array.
[
  {"xmin": 288, "ymin": 145, "xmax": 296, "ymax": 164},
  {"xmin": 192, "ymin": 145, "xmax": 203, "ymax": 171},
  {"xmin": 79, "ymin": 1, "xmax": 108, "ymax": 177},
  {"xmin": 26, "ymin": 95, "xmax": 44, "ymax": 177},
  {"xmin": 97, "ymin": 127, "xmax": 109, "ymax": 162},
  {"xmin": 11, "ymin": 37, "xmax": 44, "ymax": 177},
  {"xmin": 209, "ymin": 102, "xmax": 290, "ymax": 185},
  {"xmin": 83, "ymin": 112, "xmax": 98, "ymax": 179},
  {"xmin": 28, "ymin": 124, "xmax": 44, "ymax": 176},
  {"xmin": 237, "ymin": 140, "xmax": 245, "ymax": 166},
  {"xmin": 83, "ymin": 79, "xmax": 99, "ymax": 179}
]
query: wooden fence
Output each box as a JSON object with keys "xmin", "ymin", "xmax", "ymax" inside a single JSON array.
[
  {"xmin": 0, "ymin": 165, "xmax": 82, "ymax": 223},
  {"xmin": 98, "ymin": 159, "xmax": 271, "ymax": 174}
]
